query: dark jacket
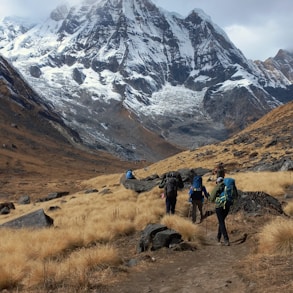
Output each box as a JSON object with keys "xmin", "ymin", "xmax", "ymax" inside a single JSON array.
[
  {"xmin": 188, "ymin": 186, "xmax": 209, "ymax": 201},
  {"xmin": 159, "ymin": 171, "xmax": 184, "ymax": 189}
]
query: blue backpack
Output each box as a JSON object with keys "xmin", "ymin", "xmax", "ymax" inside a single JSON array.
[
  {"xmin": 190, "ymin": 176, "xmax": 203, "ymax": 200},
  {"xmin": 126, "ymin": 170, "xmax": 134, "ymax": 179},
  {"xmin": 215, "ymin": 178, "xmax": 238, "ymax": 207}
]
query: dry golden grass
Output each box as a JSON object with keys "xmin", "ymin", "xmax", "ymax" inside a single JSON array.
[
  {"xmin": 160, "ymin": 214, "xmax": 205, "ymax": 244},
  {"xmin": 283, "ymin": 201, "xmax": 293, "ymax": 216},
  {"xmin": 258, "ymin": 217, "xmax": 293, "ymax": 256},
  {"xmin": 0, "ymin": 170, "xmax": 292, "ymax": 291}
]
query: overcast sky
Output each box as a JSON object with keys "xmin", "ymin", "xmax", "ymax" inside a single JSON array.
[{"xmin": 1, "ymin": 0, "xmax": 292, "ymax": 61}]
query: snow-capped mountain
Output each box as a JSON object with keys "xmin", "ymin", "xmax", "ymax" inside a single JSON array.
[
  {"xmin": 0, "ymin": 0, "xmax": 292, "ymax": 161},
  {"xmin": 0, "ymin": 16, "xmax": 37, "ymax": 49},
  {"xmin": 0, "ymin": 54, "xmax": 82, "ymax": 144}
]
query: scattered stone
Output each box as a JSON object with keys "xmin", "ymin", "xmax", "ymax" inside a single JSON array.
[
  {"xmin": 99, "ymin": 188, "xmax": 112, "ymax": 195},
  {"xmin": 0, "ymin": 202, "xmax": 15, "ymax": 210},
  {"xmin": 36, "ymin": 191, "xmax": 70, "ymax": 202},
  {"xmin": 171, "ymin": 241, "xmax": 197, "ymax": 251},
  {"xmin": 0, "ymin": 207, "xmax": 11, "ymax": 215},
  {"xmin": 85, "ymin": 189, "xmax": 99, "ymax": 194},
  {"xmin": 48, "ymin": 206, "xmax": 61, "ymax": 211},
  {"xmin": 18, "ymin": 195, "xmax": 31, "ymax": 205},
  {"xmin": 126, "ymin": 259, "xmax": 139, "ymax": 267},
  {"xmin": 265, "ymin": 139, "xmax": 278, "ymax": 148}
]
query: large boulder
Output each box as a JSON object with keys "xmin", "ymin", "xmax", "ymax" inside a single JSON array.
[
  {"xmin": 121, "ymin": 176, "xmax": 160, "ymax": 193},
  {"xmin": 1, "ymin": 209, "xmax": 54, "ymax": 229},
  {"xmin": 137, "ymin": 223, "xmax": 183, "ymax": 252},
  {"xmin": 152, "ymin": 229, "xmax": 182, "ymax": 251},
  {"xmin": 230, "ymin": 191, "xmax": 283, "ymax": 215}
]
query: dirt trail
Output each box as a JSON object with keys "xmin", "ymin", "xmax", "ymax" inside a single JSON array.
[{"xmin": 105, "ymin": 224, "xmax": 254, "ymax": 293}]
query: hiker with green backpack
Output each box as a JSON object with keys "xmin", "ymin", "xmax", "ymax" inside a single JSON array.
[{"xmin": 209, "ymin": 177, "xmax": 238, "ymax": 246}]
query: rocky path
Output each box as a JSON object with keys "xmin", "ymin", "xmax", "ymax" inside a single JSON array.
[{"xmin": 105, "ymin": 228, "xmax": 253, "ymax": 293}]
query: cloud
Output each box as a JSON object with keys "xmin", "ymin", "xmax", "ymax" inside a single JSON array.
[
  {"xmin": 1, "ymin": 0, "xmax": 292, "ymax": 60},
  {"xmin": 155, "ymin": 0, "xmax": 293, "ymax": 60},
  {"xmin": 0, "ymin": 0, "xmax": 82, "ymax": 19}
]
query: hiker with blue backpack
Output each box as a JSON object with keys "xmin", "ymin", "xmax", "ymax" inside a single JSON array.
[
  {"xmin": 188, "ymin": 175, "xmax": 209, "ymax": 223},
  {"xmin": 209, "ymin": 177, "xmax": 238, "ymax": 246},
  {"xmin": 125, "ymin": 169, "xmax": 136, "ymax": 179}
]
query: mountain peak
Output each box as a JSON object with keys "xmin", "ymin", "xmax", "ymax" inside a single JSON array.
[{"xmin": 0, "ymin": 0, "xmax": 292, "ymax": 161}]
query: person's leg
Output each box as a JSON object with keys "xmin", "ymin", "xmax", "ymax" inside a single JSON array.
[
  {"xmin": 170, "ymin": 197, "xmax": 177, "ymax": 214},
  {"xmin": 217, "ymin": 225, "xmax": 222, "ymax": 242},
  {"xmin": 192, "ymin": 201, "xmax": 197, "ymax": 222},
  {"xmin": 222, "ymin": 203, "xmax": 231, "ymax": 245},
  {"xmin": 198, "ymin": 200, "xmax": 203, "ymax": 222},
  {"xmin": 223, "ymin": 202, "xmax": 231, "ymax": 221},
  {"xmin": 166, "ymin": 197, "xmax": 171, "ymax": 214},
  {"xmin": 216, "ymin": 207, "xmax": 229, "ymax": 243}
]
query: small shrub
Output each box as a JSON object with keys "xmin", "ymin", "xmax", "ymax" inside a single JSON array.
[
  {"xmin": 258, "ymin": 217, "xmax": 293, "ymax": 255},
  {"xmin": 160, "ymin": 215, "xmax": 205, "ymax": 244},
  {"xmin": 283, "ymin": 201, "xmax": 293, "ymax": 216}
]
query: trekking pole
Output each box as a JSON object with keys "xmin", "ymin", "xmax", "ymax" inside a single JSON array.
[
  {"xmin": 205, "ymin": 201, "xmax": 208, "ymax": 235},
  {"xmin": 188, "ymin": 202, "xmax": 192, "ymax": 219}
]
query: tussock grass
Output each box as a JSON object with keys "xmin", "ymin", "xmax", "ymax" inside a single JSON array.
[
  {"xmin": 0, "ymin": 169, "xmax": 292, "ymax": 291},
  {"xmin": 283, "ymin": 201, "xmax": 293, "ymax": 216},
  {"xmin": 258, "ymin": 217, "xmax": 293, "ymax": 255},
  {"xmin": 0, "ymin": 266, "xmax": 24, "ymax": 291},
  {"xmin": 161, "ymin": 214, "xmax": 205, "ymax": 244}
]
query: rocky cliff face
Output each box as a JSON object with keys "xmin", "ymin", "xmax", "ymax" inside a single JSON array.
[{"xmin": 0, "ymin": 0, "xmax": 292, "ymax": 161}]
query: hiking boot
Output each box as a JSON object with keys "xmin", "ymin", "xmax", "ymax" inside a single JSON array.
[{"xmin": 224, "ymin": 240, "xmax": 230, "ymax": 246}]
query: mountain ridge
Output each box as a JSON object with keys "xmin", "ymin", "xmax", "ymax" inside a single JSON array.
[{"xmin": 0, "ymin": 0, "xmax": 292, "ymax": 161}]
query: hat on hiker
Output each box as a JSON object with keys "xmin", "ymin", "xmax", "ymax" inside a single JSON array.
[{"xmin": 216, "ymin": 177, "xmax": 224, "ymax": 183}]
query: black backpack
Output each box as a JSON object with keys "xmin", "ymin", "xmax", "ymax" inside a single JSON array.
[{"xmin": 164, "ymin": 176, "xmax": 178, "ymax": 198}]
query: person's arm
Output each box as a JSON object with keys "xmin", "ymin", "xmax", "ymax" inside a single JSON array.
[
  {"xmin": 159, "ymin": 177, "xmax": 166, "ymax": 188},
  {"xmin": 202, "ymin": 186, "xmax": 209, "ymax": 199},
  {"xmin": 188, "ymin": 186, "xmax": 193, "ymax": 196},
  {"xmin": 209, "ymin": 184, "xmax": 221, "ymax": 202}
]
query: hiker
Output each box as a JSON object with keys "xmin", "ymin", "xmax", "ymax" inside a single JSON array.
[
  {"xmin": 188, "ymin": 175, "xmax": 209, "ymax": 223},
  {"xmin": 213, "ymin": 162, "xmax": 225, "ymax": 179},
  {"xmin": 209, "ymin": 177, "xmax": 237, "ymax": 246},
  {"xmin": 125, "ymin": 169, "xmax": 136, "ymax": 179},
  {"xmin": 160, "ymin": 172, "xmax": 184, "ymax": 215}
]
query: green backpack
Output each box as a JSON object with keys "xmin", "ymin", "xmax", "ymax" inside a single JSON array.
[{"xmin": 215, "ymin": 178, "xmax": 238, "ymax": 208}]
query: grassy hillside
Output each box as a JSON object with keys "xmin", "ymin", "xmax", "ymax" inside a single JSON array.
[{"xmin": 0, "ymin": 102, "xmax": 292, "ymax": 292}]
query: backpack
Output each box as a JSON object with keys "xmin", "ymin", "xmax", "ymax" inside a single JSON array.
[
  {"xmin": 190, "ymin": 176, "xmax": 203, "ymax": 200},
  {"xmin": 126, "ymin": 170, "xmax": 134, "ymax": 179},
  {"xmin": 215, "ymin": 178, "xmax": 238, "ymax": 207},
  {"xmin": 164, "ymin": 176, "xmax": 178, "ymax": 198}
]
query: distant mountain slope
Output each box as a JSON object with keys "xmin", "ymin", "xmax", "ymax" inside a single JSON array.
[
  {"xmin": 143, "ymin": 101, "xmax": 293, "ymax": 177},
  {"xmin": 0, "ymin": 55, "xmax": 144, "ymax": 198},
  {"xmin": 0, "ymin": 0, "xmax": 292, "ymax": 161}
]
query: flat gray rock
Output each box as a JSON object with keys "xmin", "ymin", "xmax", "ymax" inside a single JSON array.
[{"xmin": 1, "ymin": 209, "xmax": 54, "ymax": 229}]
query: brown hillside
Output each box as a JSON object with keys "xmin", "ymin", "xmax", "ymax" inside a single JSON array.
[
  {"xmin": 0, "ymin": 93, "xmax": 144, "ymax": 200},
  {"xmin": 137, "ymin": 101, "xmax": 293, "ymax": 177}
]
